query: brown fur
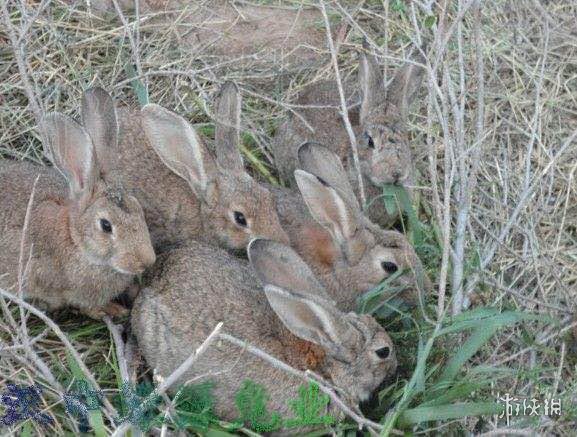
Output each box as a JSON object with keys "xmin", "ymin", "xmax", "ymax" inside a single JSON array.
[
  {"xmin": 0, "ymin": 99, "xmax": 155, "ymax": 318},
  {"xmin": 272, "ymin": 45, "xmax": 427, "ymax": 227},
  {"xmin": 0, "ymin": 160, "xmax": 154, "ymax": 318},
  {"xmin": 109, "ymin": 82, "xmax": 289, "ymax": 252},
  {"xmin": 132, "ymin": 240, "xmax": 396, "ymax": 423},
  {"xmin": 268, "ymin": 147, "xmax": 431, "ymax": 312}
]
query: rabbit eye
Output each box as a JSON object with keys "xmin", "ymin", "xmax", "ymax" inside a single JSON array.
[
  {"xmin": 365, "ymin": 133, "xmax": 375, "ymax": 149},
  {"xmin": 99, "ymin": 218, "xmax": 113, "ymax": 234},
  {"xmin": 381, "ymin": 261, "xmax": 398, "ymax": 274},
  {"xmin": 233, "ymin": 211, "xmax": 247, "ymax": 227},
  {"xmin": 376, "ymin": 346, "xmax": 390, "ymax": 359}
]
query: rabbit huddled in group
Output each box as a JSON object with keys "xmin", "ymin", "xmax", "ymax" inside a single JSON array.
[
  {"xmin": 0, "ymin": 104, "xmax": 156, "ymax": 319},
  {"xmin": 270, "ymin": 142, "xmax": 430, "ymax": 311},
  {"xmin": 131, "ymin": 236, "xmax": 396, "ymax": 422},
  {"xmin": 272, "ymin": 43, "xmax": 426, "ymax": 227},
  {"xmin": 88, "ymin": 82, "xmax": 289, "ymax": 252}
]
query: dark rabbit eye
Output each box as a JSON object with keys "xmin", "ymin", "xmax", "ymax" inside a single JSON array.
[
  {"xmin": 100, "ymin": 218, "xmax": 113, "ymax": 234},
  {"xmin": 365, "ymin": 133, "xmax": 375, "ymax": 149},
  {"xmin": 234, "ymin": 211, "xmax": 247, "ymax": 227},
  {"xmin": 381, "ymin": 261, "xmax": 398, "ymax": 274},
  {"xmin": 376, "ymin": 346, "xmax": 390, "ymax": 359}
]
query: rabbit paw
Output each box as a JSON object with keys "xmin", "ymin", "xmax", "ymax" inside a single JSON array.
[
  {"xmin": 103, "ymin": 302, "xmax": 130, "ymax": 318},
  {"xmin": 83, "ymin": 302, "xmax": 129, "ymax": 320},
  {"xmin": 125, "ymin": 283, "xmax": 141, "ymax": 301}
]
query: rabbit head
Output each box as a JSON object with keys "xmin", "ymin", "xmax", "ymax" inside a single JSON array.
[
  {"xmin": 296, "ymin": 142, "xmax": 430, "ymax": 308},
  {"xmin": 140, "ymin": 82, "xmax": 289, "ymax": 250},
  {"xmin": 41, "ymin": 97, "xmax": 155, "ymax": 275},
  {"xmin": 249, "ymin": 238, "xmax": 397, "ymax": 403},
  {"xmin": 357, "ymin": 42, "xmax": 426, "ymax": 187}
]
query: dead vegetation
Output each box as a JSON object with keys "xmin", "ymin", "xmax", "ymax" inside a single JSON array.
[{"xmin": 0, "ymin": 0, "xmax": 576, "ymax": 435}]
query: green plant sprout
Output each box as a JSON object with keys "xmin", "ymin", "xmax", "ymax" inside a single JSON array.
[
  {"xmin": 234, "ymin": 380, "xmax": 283, "ymax": 433},
  {"xmin": 284, "ymin": 382, "xmax": 335, "ymax": 428}
]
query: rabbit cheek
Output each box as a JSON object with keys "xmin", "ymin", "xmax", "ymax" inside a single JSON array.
[{"xmin": 206, "ymin": 207, "xmax": 249, "ymax": 251}]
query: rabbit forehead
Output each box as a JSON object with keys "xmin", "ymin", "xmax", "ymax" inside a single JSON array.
[
  {"xmin": 217, "ymin": 172, "xmax": 275, "ymax": 213},
  {"xmin": 363, "ymin": 101, "xmax": 405, "ymax": 130},
  {"xmin": 88, "ymin": 185, "xmax": 142, "ymax": 220}
]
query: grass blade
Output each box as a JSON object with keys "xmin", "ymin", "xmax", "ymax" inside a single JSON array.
[
  {"xmin": 125, "ymin": 63, "xmax": 148, "ymax": 107},
  {"xmin": 66, "ymin": 351, "xmax": 106, "ymax": 437},
  {"xmin": 437, "ymin": 324, "xmax": 499, "ymax": 385},
  {"xmin": 398, "ymin": 402, "xmax": 503, "ymax": 426}
]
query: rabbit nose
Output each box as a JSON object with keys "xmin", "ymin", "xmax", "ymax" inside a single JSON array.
[{"xmin": 391, "ymin": 170, "xmax": 402, "ymax": 183}]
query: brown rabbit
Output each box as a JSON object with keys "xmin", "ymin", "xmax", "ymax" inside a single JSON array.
[
  {"xmin": 93, "ymin": 83, "xmax": 289, "ymax": 252},
  {"xmin": 272, "ymin": 43, "xmax": 426, "ymax": 227},
  {"xmin": 132, "ymin": 237, "xmax": 396, "ymax": 424},
  {"xmin": 0, "ymin": 111, "xmax": 155, "ymax": 319},
  {"xmin": 270, "ymin": 142, "xmax": 430, "ymax": 312}
]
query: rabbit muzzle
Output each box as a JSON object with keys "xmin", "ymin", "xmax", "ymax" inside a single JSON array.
[
  {"xmin": 111, "ymin": 246, "xmax": 156, "ymax": 275},
  {"xmin": 368, "ymin": 154, "xmax": 410, "ymax": 186}
]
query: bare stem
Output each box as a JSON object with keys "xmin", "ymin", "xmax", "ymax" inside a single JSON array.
[{"xmin": 318, "ymin": 0, "xmax": 366, "ymax": 206}]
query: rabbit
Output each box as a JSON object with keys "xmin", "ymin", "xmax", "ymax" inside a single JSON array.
[
  {"xmin": 269, "ymin": 142, "xmax": 431, "ymax": 312},
  {"xmin": 93, "ymin": 82, "xmax": 289, "ymax": 252},
  {"xmin": 131, "ymin": 236, "xmax": 397, "ymax": 425},
  {"xmin": 272, "ymin": 42, "xmax": 427, "ymax": 227},
  {"xmin": 0, "ymin": 108, "xmax": 156, "ymax": 319}
]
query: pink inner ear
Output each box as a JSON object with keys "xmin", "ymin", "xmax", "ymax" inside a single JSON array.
[{"xmin": 65, "ymin": 140, "xmax": 92, "ymax": 192}]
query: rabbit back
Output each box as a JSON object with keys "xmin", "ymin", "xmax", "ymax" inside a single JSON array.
[
  {"xmin": 115, "ymin": 107, "xmax": 202, "ymax": 250},
  {"xmin": 132, "ymin": 246, "xmax": 316, "ymax": 419},
  {"xmin": 272, "ymin": 80, "xmax": 357, "ymax": 186}
]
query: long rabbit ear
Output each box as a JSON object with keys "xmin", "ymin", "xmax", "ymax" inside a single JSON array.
[
  {"xmin": 263, "ymin": 284, "xmax": 353, "ymax": 360},
  {"xmin": 385, "ymin": 46, "xmax": 427, "ymax": 120},
  {"xmin": 248, "ymin": 238, "xmax": 333, "ymax": 302},
  {"xmin": 297, "ymin": 142, "xmax": 360, "ymax": 211},
  {"xmin": 141, "ymin": 104, "xmax": 216, "ymax": 202},
  {"xmin": 81, "ymin": 87, "xmax": 119, "ymax": 175},
  {"xmin": 359, "ymin": 40, "xmax": 385, "ymax": 125},
  {"xmin": 214, "ymin": 81, "xmax": 244, "ymax": 173},
  {"xmin": 294, "ymin": 169, "xmax": 360, "ymax": 245},
  {"xmin": 40, "ymin": 113, "xmax": 96, "ymax": 198}
]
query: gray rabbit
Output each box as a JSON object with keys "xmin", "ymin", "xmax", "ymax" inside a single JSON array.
[{"xmin": 272, "ymin": 43, "xmax": 426, "ymax": 227}]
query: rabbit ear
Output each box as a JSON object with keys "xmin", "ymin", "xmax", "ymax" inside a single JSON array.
[
  {"xmin": 214, "ymin": 81, "xmax": 244, "ymax": 173},
  {"xmin": 359, "ymin": 41, "xmax": 385, "ymax": 125},
  {"xmin": 81, "ymin": 87, "xmax": 119, "ymax": 175},
  {"xmin": 248, "ymin": 238, "xmax": 333, "ymax": 302},
  {"xmin": 263, "ymin": 284, "xmax": 352, "ymax": 360},
  {"xmin": 297, "ymin": 142, "xmax": 360, "ymax": 211},
  {"xmin": 141, "ymin": 104, "xmax": 216, "ymax": 202},
  {"xmin": 385, "ymin": 49, "xmax": 426, "ymax": 120},
  {"xmin": 294, "ymin": 169, "xmax": 360, "ymax": 245},
  {"xmin": 40, "ymin": 113, "xmax": 96, "ymax": 197}
]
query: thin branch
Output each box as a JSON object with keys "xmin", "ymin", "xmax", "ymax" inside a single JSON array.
[
  {"xmin": 111, "ymin": 322, "xmax": 223, "ymax": 437},
  {"xmin": 0, "ymin": 287, "xmax": 118, "ymax": 418},
  {"xmin": 219, "ymin": 333, "xmax": 399, "ymax": 435},
  {"xmin": 318, "ymin": 0, "xmax": 366, "ymax": 206},
  {"xmin": 103, "ymin": 316, "xmax": 129, "ymax": 383},
  {"xmin": 1, "ymin": 1, "xmax": 43, "ymax": 124}
]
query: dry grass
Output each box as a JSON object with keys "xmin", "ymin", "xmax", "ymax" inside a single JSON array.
[{"xmin": 0, "ymin": 0, "xmax": 576, "ymax": 435}]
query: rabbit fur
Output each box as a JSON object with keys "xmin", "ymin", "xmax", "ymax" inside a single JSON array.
[
  {"xmin": 272, "ymin": 43, "xmax": 427, "ymax": 227},
  {"xmin": 131, "ymin": 236, "xmax": 397, "ymax": 423},
  {"xmin": 0, "ymin": 105, "xmax": 155, "ymax": 319},
  {"xmin": 91, "ymin": 82, "xmax": 289, "ymax": 253},
  {"xmin": 270, "ymin": 142, "xmax": 431, "ymax": 311}
]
